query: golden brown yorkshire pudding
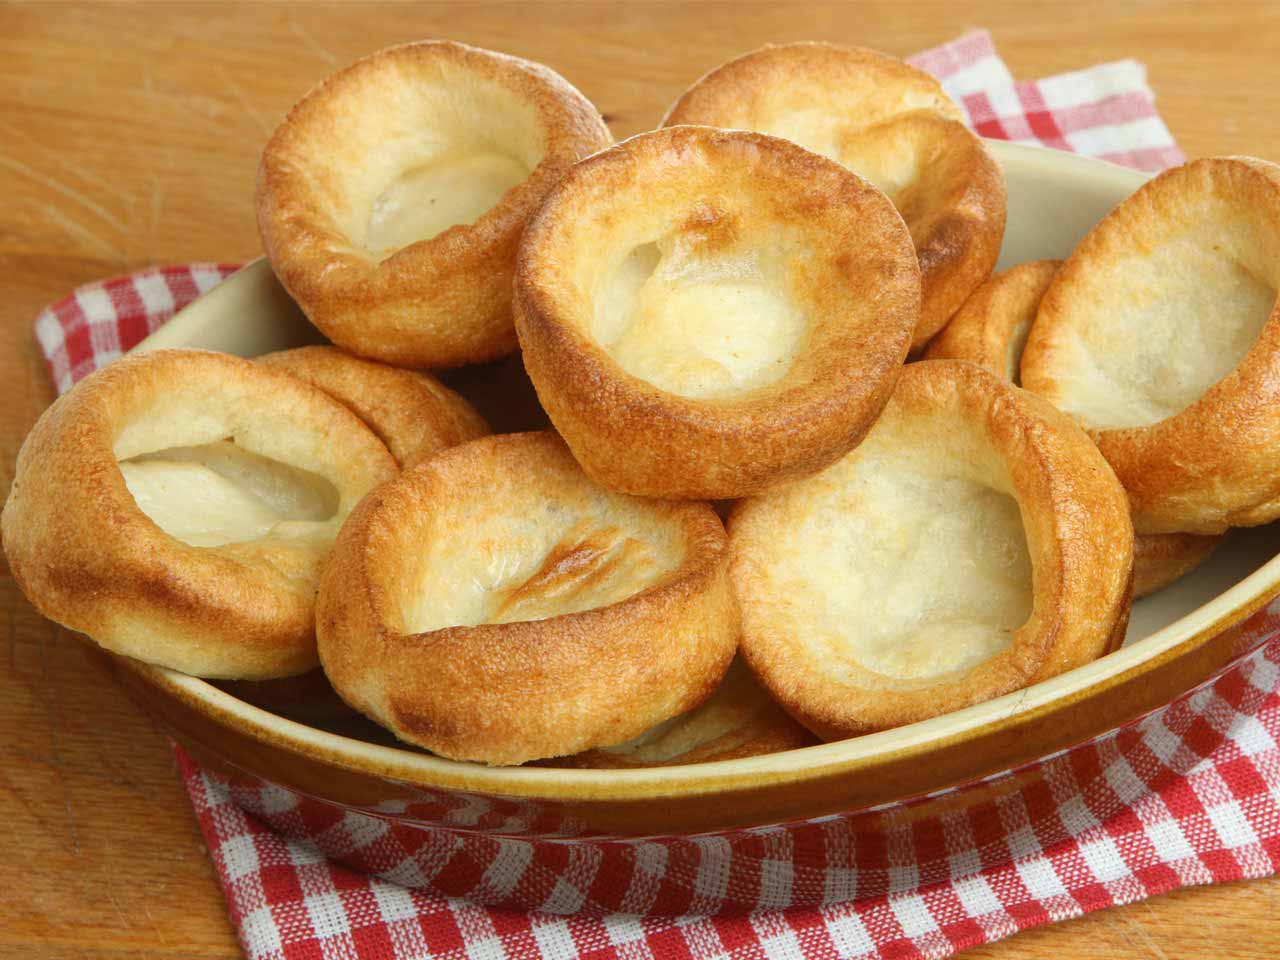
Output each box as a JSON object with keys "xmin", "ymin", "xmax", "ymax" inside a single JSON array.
[
  {"xmin": 316, "ymin": 431, "xmax": 738, "ymax": 766},
  {"xmin": 544, "ymin": 657, "xmax": 816, "ymax": 768},
  {"xmin": 663, "ymin": 42, "xmax": 1006, "ymax": 350},
  {"xmin": 924, "ymin": 260, "xmax": 1060, "ymax": 381},
  {"xmin": 729, "ymin": 360, "xmax": 1133, "ymax": 740},
  {"xmin": 1022, "ymin": 157, "xmax": 1280, "ymax": 535},
  {"xmin": 925, "ymin": 260, "xmax": 1223, "ymax": 597},
  {"xmin": 257, "ymin": 41, "xmax": 612, "ymax": 369},
  {"xmin": 1133, "ymin": 533, "xmax": 1221, "ymax": 600},
  {"xmin": 1, "ymin": 350, "xmax": 397, "ymax": 679},
  {"xmin": 515, "ymin": 125, "xmax": 920, "ymax": 500},
  {"xmin": 257, "ymin": 346, "xmax": 488, "ymax": 467}
]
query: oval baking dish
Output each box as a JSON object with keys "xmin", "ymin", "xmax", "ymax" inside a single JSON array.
[{"xmin": 105, "ymin": 141, "xmax": 1280, "ymax": 845}]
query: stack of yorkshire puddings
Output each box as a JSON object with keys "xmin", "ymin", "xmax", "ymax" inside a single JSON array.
[{"xmin": 6, "ymin": 41, "xmax": 1280, "ymax": 767}]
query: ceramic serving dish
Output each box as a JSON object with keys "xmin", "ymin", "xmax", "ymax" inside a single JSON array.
[{"xmin": 95, "ymin": 142, "xmax": 1280, "ymax": 895}]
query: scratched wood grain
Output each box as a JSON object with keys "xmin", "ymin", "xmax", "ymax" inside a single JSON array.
[{"xmin": 3, "ymin": 3, "xmax": 1280, "ymax": 957}]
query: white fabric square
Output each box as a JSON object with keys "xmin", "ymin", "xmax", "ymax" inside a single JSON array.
[
  {"xmin": 303, "ymin": 890, "xmax": 351, "ymax": 939},
  {"xmin": 888, "ymin": 892, "xmax": 940, "ymax": 938},
  {"xmin": 951, "ymin": 873, "xmax": 1003, "ymax": 918},
  {"xmin": 1207, "ymin": 801, "xmax": 1260, "ymax": 849},
  {"xmin": 1014, "ymin": 856, "xmax": 1067, "ymax": 899},
  {"xmin": 824, "ymin": 911, "xmax": 875, "ymax": 957},
  {"xmin": 370, "ymin": 878, "xmax": 421, "ymax": 923},
  {"xmin": 134, "ymin": 271, "xmax": 176, "ymax": 315},
  {"xmin": 221, "ymin": 833, "xmax": 261, "ymax": 881},
  {"xmin": 531, "ymin": 920, "xmax": 579, "ymax": 960},
  {"xmin": 1077, "ymin": 836, "xmax": 1129, "ymax": 883}
]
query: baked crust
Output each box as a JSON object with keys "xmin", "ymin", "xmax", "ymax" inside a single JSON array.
[
  {"xmin": 663, "ymin": 42, "xmax": 1006, "ymax": 350},
  {"xmin": 515, "ymin": 125, "xmax": 919, "ymax": 500},
  {"xmin": 257, "ymin": 40, "xmax": 612, "ymax": 368},
  {"xmin": 730, "ymin": 360, "xmax": 1133, "ymax": 739},
  {"xmin": 1021, "ymin": 156, "xmax": 1280, "ymax": 534},
  {"xmin": 315, "ymin": 431, "xmax": 739, "ymax": 766},
  {"xmin": 926, "ymin": 259, "xmax": 1223, "ymax": 595},
  {"xmin": 257, "ymin": 346, "xmax": 488, "ymax": 467},
  {"xmin": 543, "ymin": 657, "xmax": 816, "ymax": 768},
  {"xmin": 924, "ymin": 259, "xmax": 1061, "ymax": 381},
  {"xmin": 1, "ymin": 349, "xmax": 397, "ymax": 678},
  {"xmin": 1133, "ymin": 532, "xmax": 1222, "ymax": 600}
]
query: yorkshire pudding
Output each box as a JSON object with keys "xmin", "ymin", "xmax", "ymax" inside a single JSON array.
[
  {"xmin": 257, "ymin": 40, "xmax": 613, "ymax": 368},
  {"xmin": 663, "ymin": 42, "xmax": 1006, "ymax": 350},
  {"xmin": 546, "ymin": 657, "xmax": 816, "ymax": 768},
  {"xmin": 515, "ymin": 125, "xmax": 919, "ymax": 500},
  {"xmin": 926, "ymin": 259, "xmax": 1222, "ymax": 596},
  {"xmin": 1, "ymin": 349, "xmax": 397, "ymax": 679},
  {"xmin": 1022, "ymin": 157, "xmax": 1280, "ymax": 534},
  {"xmin": 924, "ymin": 259, "xmax": 1060, "ymax": 381},
  {"xmin": 257, "ymin": 346, "xmax": 488, "ymax": 467},
  {"xmin": 1133, "ymin": 533, "xmax": 1221, "ymax": 600},
  {"xmin": 730, "ymin": 360, "xmax": 1133, "ymax": 739},
  {"xmin": 316, "ymin": 431, "xmax": 738, "ymax": 766}
]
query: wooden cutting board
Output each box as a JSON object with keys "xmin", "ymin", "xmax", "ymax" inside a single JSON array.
[{"xmin": 3, "ymin": 3, "xmax": 1279, "ymax": 956}]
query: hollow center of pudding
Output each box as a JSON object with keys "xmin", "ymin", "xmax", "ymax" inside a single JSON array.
[
  {"xmin": 118, "ymin": 441, "xmax": 339, "ymax": 547},
  {"xmin": 400, "ymin": 493, "xmax": 685, "ymax": 632},
  {"xmin": 592, "ymin": 222, "xmax": 805, "ymax": 400},
  {"xmin": 365, "ymin": 148, "xmax": 529, "ymax": 256},
  {"xmin": 772, "ymin": 450, "xmax": 1033, "ymax": 683},
  {"xmin": 1050, "ymin": 235, "xmax": 1277, "ymax": 429}
]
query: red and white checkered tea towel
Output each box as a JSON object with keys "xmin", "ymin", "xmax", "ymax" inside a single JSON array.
[{"xmin": 34, "ymin": 28, "xmax": 1264, "ymax": 960}]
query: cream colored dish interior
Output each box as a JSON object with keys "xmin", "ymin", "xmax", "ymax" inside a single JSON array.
[
  {"xmin": 394, "ymin": 483, "xmax": 687, "ymax": 633},
  {"xmin": 752, "ymin": 406, "xmax": 1032, "ymax": 683},
  {"xmin": 590, "ymin": 222, "xmax": 807, "ymax": 400},
  {"xmin": 1043, "ymin": 209, "xmax": 1279, "ymax": 430}
]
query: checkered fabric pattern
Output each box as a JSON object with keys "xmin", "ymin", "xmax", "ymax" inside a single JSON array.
[
  {"xmin": 174, "ymin": 611, "xmax": 1280, "ymax": 958},
  {"xmin": 31, "ymin": 28, "xmax": 1250, "ymax": 960}
]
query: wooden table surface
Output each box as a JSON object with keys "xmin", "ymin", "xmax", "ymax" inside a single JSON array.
[{"xmin": 4, "ymin": 3, "xmax": 1280, "ymax": 957}]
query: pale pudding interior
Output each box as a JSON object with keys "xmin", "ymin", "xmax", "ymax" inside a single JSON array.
[
  {"xmin": 397, "ymin": 484, "xmax": 686, "ymax": 632},
  {"xmin": 293, "ymin": 62, "xmax": 546, "ymax": 259},
  {"xmin": 119, "ymin": 441, "xmax": 339, "ymax": 547},
  {"xmin": 591, "ymin": 220, "xmax": 806, "ymax": 401},
  {"xmin": 365, "ymin": 147, "xmax": 530, "ymax": 256},
  {"xmin": 1043, "ymin": 233, "xmax": 1277, "ymax": 429},
  {"xmin": 763, "ymin": 424, "xmax": 1033, "ymax": 683}
]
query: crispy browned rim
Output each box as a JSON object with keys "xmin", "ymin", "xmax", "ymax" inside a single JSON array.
[
  {"xmin": 662, "ymin": 41, "xmax": 1005, "ymax": 350},
  {"xmin": 257, "ymin": 40, "xmax": 613, "ymax": 368},
  {"xmin": 730, "ymin": 360, "xmax": 1134, "ymax": 738},
  {"xmin": 257, "ymin": 346, "xmax": 488, "ymax": 467},
  {"xmin": 927, "ymin": 260, "xmax": 1224, "ymax": 594},
  {"xmin": 315, "ymin": 431, "xmax": 739, "ymax": 766},
  {"xmin": 1022, "ymin": 157, "xmax": 1280, "ymax": 535},
  {"xmin": 0, "ymin": 349, "xmax": 397, "ymax": 679},
  {"xmin": 514, "ymin": 125, "xmax": 919, "ymax": 500}
]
